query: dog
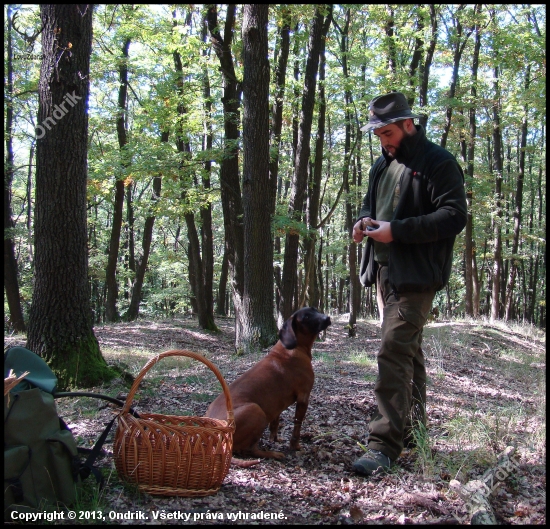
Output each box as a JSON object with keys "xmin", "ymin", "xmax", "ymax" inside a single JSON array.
[{"xmin": 205, "ymin": 307, "xmax": 331, "ymax": 467}]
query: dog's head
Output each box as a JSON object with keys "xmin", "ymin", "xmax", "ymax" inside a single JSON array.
[{"xmin": 279, "ymin": 307, "xmax": 331, "ymax": 350}]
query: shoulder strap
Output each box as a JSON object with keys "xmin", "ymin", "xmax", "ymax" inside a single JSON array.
[
  {"xmin": 77, "ymin": 417, "xmax": 116, "ymax": 486},
  {"xmin": 52, "ymin": 392, "xmax": 140, "ymax": 488}
]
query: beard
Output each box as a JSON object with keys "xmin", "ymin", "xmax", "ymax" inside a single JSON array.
[
  {"xmin": 383, "ymin": 125, "xmax": 415, "ymax": 159},
  {"xmin": 383, "ymin": 144, "xmax": 401, "ymax": 159}
]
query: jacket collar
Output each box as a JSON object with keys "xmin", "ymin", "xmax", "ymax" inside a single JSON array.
[{"xmin": 382, "ymin": 125, "xmax": 425, "ymax": 165}]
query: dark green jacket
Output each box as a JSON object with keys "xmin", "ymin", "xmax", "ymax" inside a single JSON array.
[{"xmin": 358, "ymin": 125, "xmax": 467, "ymax": 292}]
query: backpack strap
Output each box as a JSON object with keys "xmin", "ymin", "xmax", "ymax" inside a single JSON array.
[
  {"xmin": 52, "ymin": 392, "xmax": 140, "ymax": 488},
  {"xmin": 77, "ymin": 417, "xmax": 116, "ymax": 487},
  {"xmin": 53, "ymin": 391, "xmax": 139, "ymax": 415}
]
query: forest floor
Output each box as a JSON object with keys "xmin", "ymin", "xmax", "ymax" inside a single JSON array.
[{"xmin": 4, "ymin": 313, "xmax": 546, "ymax": 525}]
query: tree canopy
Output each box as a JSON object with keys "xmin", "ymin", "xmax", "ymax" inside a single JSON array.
[{"xmin": 4, "ymin": 4, "xmax": 546, "ymax": 342}]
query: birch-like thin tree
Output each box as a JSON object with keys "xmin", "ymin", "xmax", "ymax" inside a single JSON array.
[{"xmin": 279, "ymin": 5, "xmax": 326, "ymax": 320}]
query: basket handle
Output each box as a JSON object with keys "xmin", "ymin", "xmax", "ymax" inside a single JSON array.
[{"xmin": 121, "ymin": 349, "xmax": 234, "ymax": 426}]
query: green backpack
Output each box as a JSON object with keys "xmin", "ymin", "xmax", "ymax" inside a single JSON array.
[{"xmin": 4, "ymin": 347, "xmax": 128, "ymax": 515}]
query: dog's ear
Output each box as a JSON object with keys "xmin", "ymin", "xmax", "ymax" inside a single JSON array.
[{"xmin": 279, "ymin": 315, "xmax": 297, "ymax": 349}]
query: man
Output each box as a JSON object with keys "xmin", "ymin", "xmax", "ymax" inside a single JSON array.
[{"xmin": 351, "ymin": 92, "xmax": 467, "ymax": 476}]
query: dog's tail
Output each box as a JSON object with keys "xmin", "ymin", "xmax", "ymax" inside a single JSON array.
[{"xmin": 231, "ymin": 457, "xmax": 261, "ymax": 468}]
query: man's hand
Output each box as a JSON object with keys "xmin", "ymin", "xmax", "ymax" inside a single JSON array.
[
  {"xmin": 352, "ymin": 217, "xmax": 393, "ymax": 244},
  {"xmin": 365, "ymin": 219, "xmax": 393, "ymax": 243},
  {"xmin": 353, "ymin": 217, "xmax": 376, "ymax": 243},
  {"xmin": 352, "ymin": 218, "xmax": 367, "ymax": 243}
]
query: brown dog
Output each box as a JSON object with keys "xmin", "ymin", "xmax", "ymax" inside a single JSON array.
[{"xmin": 205, "ymin": 307, "xmax": 331, "ymax": 465}]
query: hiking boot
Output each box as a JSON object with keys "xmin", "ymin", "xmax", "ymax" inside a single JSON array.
[{"xmin": 352, "ymin": 449, "xmax": 393, "ymax": 476}]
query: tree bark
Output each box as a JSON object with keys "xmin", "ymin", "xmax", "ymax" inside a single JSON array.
[
  {"xmin": 418, "ymin": 5, "xmax": 437, "ymax": 129},
  {"xmin": 105, "ymin": 37, "xmax": 131, "ymax": 322},
  {"xmin": 206, "ymin": 4, "xmax": 245, "ymax": 344},
  {"xmin": 27, "ymin": 4, "xmax": 113, "ymax": 389},
  {"xmin": 408, "ymin": 7, "xmax": 424, "ymax": 96},
  {"xmin": 333, "ymin": 8, "xmax": 358, "ymax": 332},
  {"xmin": 217, "ymin": 251, "xmax": 229, "ymax": 316},
  {"xmin": 200, "ymin": 19, "xmax": 217, "ymax": 329},
  {"xmin": 240, "ymin": 4, "xmax": 278, "ymax": 353},
  {"xmin": 440, "ymin": 5, "xmax": 474, "ymax": 150},
  {"xmin": 269, "ymin": 7, "xmax": 291, "ymax": 218},
  {"xmin": 464, "ymin": 4, "xmax": 482, "ymax": 317},
  {"xmin": 125, "ymin": 174, "xmax": 162, "ymax": 321},
  {"xmin": 504, "ymin": 66, "xmax": 529, "ymax": 321},
  {"xmin": 302, "ymin": 6, "xmax": 332, "ymax": 310},
  {"xmin": 279, "ymin": 6, "xmax": 326, "ymax": 321},
  {"xmin": 4, "ymin": 6, "xmax": 26, "ymax": 333},
  {"xmin": 269, "ymin": 8, "xmax": 291, "ymax": 323},
  {"xmin": 384, "ymin": 6, "xmax": 397, "ymax": 77},
  {"xmin": 490, "ymin": 62, "xmax": 504, "ymax": 322},
  {"xmin": 170, "ymin": 10, "xmax": 217, "ymax": 330}
]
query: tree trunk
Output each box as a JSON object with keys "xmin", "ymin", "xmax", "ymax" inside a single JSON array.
[
  {"xmin": 171, "ymin": 12, "xmax": 217, "ymax": 331},
  {"xmin": 302, "ymin": 7, "xmax": 332, "ymax": 309},
  {"xmin": 280, "ymin": 6, "xmax": 325, "ymax": 320},
  {"xmin": 527, "ymin": 138, "xmax": 544, "ymax": 324},
  {"xmin": 490, "ymin": 62, "xmax": 504, "ymax": 322},
  {"xmin": 4, "ymin": 6, "xmax": 26, "ymax": 333},
  {"xmin": 408, "ymin": 7, "xmax": 424, "ymax": 96},
  {"xmin": 206, "ymin": 4, "xmax": 245, "ymax": 344},
  {"xmin": 269, "ymin": 9, "xmax": 291, "ymax": 325},
  {"xmin": 384, "ymin": 6, "xmax": 397, "ymax": 77},
  {"xmin": 105, "ymin": 37, "xmax": 131, "ymax": 322},
  {"xmin": 418, "ymin": 5, "xmax": 437, "ymax": 129},
  {"xmin": 200, "ymin": 20, "xmax": 217, "ymax": 330},
  {"xmin": 27, "ymin": 4, "xmax": 113, "ymax": 389},
  {"xmin": 26, "ymin": 144, "xmax": 35, "ymax": 264},
  {"xmin": 125, "ymin": 181, "xmax": 136, "ymax": 276},
  {"xmin": 240, "ymin": 4, "xmax": 278, "ymax": 353},
  {"xmin": 504, "ymin": 66, "xmax": 529, "ymax": 321},
  {"xmin": 333, "ymin": 8, "xmax": 358, "ymax": 333},
  {"xmin": 217, "ymin": 251, "xmax": 229, "ymax": 316},
  {"xmin": 269, "ymin": 7, "xmax": 291, "ymax": 218},
  {"xmin": 184, "ymin": 211, "xmax": 206, "ymax": 321},
  {"xmin": 440, "ymin": 5, "xmax": 474, "ymax": 150},
  {"xmin": 317, "ymin": 237, "xmax": 325, "ymax": 313},
  {"xmin": 464, "ymin": 4, "xmax": 482, "ymax": 317},
  {"xmin": 125, "ymin": 174, "xmax": 162, "ymax": 321}
]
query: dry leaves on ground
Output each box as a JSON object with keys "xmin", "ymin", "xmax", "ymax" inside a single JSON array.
[{"xmin": 5, "ymin": 314, "xmax": 545, "ymax": 525}]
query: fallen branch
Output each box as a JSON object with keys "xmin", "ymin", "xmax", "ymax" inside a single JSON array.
[
  {"xmin": 450, "ymin": 478, "xmax": 498, "ymax": 524},
  {"xmin": 450, "ymin": 446, "xmax": 519, "ymax": 525},
  {"xmin": 402, "ymin": 492, "xmax": 450, "ymax": 516}
]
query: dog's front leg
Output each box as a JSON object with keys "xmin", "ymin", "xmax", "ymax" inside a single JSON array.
[
  {"xmin": 289, "ymin": 398, "xmax": 309, "ymax": 450},
  {"xmin": 269, "ymin": 415, "xmax": 280, "ymax": 442}
]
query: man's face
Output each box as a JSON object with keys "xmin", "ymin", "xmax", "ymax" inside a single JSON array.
[{"xmin": 373, "ymin": 120, "xmax": 412, "ymax": 158}]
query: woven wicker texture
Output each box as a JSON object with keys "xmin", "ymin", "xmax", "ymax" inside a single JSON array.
[{"xmin": 114, "ymin": 350, "xmax": 234, "ymax": 497}]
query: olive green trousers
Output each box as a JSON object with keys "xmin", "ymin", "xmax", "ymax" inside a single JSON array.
[{"xmin": 368, "ymin": 265, "xmax": 435, "ymax": 461}]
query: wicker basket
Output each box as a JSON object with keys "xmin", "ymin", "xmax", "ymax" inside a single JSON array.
[{"xmin": 114, "ymin": 350, "xmax": 234, "ymax": 497}]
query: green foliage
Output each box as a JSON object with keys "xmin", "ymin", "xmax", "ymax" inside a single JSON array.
[
  {"xmin": 272, "ymin": 213, "xmax": 313, "ymax": 239},
  {"xmin": 4, "ymin": 4, "xmax": 546, "ymax": 328}
]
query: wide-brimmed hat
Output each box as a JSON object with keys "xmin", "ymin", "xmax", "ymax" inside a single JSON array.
[{"xmin": 360, "ymin": 92, "xmax": 422, "ymax": 132}]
